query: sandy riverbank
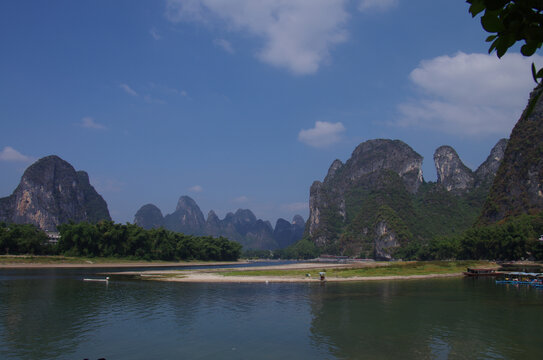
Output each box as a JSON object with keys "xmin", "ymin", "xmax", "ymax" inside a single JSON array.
[
  {"xmin": 112, "ymin": 261, "xmax": 468, "ymax": 283},
  {"xmin": 146, "ymin": 272, "xmax": 463, "ymax": 283},
  {"xmin": 112, "ymin": 261, "xmax": 378, "ymax": 275}
]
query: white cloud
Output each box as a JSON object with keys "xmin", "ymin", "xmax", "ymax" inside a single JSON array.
[
  {"xmin": 189, "ymin": 185, "xmax": 203, "ymax": 193},
  {"xmin": 165, "ymin": 0, "xmax": 349, "ymax": 75},
  {"xmin": 234, "ymin": 195, "xmax": 249, "ymax": 203},
  {"xmin": 0, "ymin": 146, "xmax": 32, "ymax": 162},
  {"xmin": 149, "ymin": 83, "xmax": 188, "ymax": 97},
  {"xmin": 143, "ymin": 95, "xmax": 166, "ymax": 104},
  {"xmin": 298, "ymin": 121, "xmax": 345, "ymax": 148},
  {"xmin": 396, "ymin": 52, "xmax": 542, "ymax": 136},
  {"xmin": 120, "ymin": 83, "xmax": 138, "ymax": 96},
  {"xmin": 150, "ymin": 28, "xmax": 162, "ymax": 40},
  {"xmin": 358, "ymin": 0, "xmax": 398, "ymax": 12},
  {"xmin": 213, "ymin": 38, "xmax": 234, "ymax": 53},
  {"xmin": 80, "ymin": 117, "xmax": 106, "ymax": 130}
]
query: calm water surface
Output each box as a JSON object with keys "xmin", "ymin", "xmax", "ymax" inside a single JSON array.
[{"xmin": 1, "ymin": 267, "xmax": 542, "ymax": 360}]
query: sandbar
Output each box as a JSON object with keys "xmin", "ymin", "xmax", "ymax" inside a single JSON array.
[
  {"xmin": 112, "ymin": 261, "xmax": 465, "ymax": 283},
  {"xmin": 148, "ymin": 272, "xmax": 463, "ymax": 283}
]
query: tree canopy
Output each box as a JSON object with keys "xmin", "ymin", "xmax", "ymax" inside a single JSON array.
[
  {"xmin": 467, "ymin": 0, "xmax": 543, "ymax": 80},
  {"xmin": 0, "ymin": 221, "xmax": 242, "ymax": 261}
]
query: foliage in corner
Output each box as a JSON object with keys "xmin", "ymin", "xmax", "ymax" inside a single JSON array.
[{"xmin": 467, "ymin": 0, "xmax": 543, "ymax": 82}]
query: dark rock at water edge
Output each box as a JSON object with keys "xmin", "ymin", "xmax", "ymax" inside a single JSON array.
[{"xmin": 0, "ymin": 155, "xmax": 111, "ymax": 230}]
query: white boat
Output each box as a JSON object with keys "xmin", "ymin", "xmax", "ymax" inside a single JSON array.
[{"xmin": 83, "ymin": 277, "xmax": 109, "ymax": 282}]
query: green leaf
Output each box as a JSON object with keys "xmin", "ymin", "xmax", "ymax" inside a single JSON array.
[
  {"xmin": 468, "ymin": 0, "xmax": 486, "ymax": 17},
  {"xmin": 531, "ymin": 63, "xmax": 542, "ymax": 84},
  {"xmin": 522, "ymin": 43, "xmax": 537, "ymax": 56},
  {"xmin": 484, "ymin": 0, "xmax": 508, "ymax": 12},
  {"xmin": 481, "ymin": 11, "xmax": 504, "ymax": 33},
  {"xmin": 486, "ymin": 35, "xmax": 498, "ymax": 42},
  {"xmin": 492, "ymin": 32, "xmax": 517, "ymax": 57},
  {"xmin": 488, "ymin": 38, "xmax": 499, "ymax": 54},
  {"xmin": 496, "ymin": 46, "xmax": 508, "ymax": 57}
]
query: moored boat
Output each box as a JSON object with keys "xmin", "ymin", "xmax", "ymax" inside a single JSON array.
[
  {"xmin": 463, "ymin": 268, "xmax": 499, "ymax": 277},
  {"xmin": 83, "ymin": 277, "xmax": 110, "ymax": 283},
  {"xmin": 495, "ymin": 272, "xmax": 543, "ymax": 286}
]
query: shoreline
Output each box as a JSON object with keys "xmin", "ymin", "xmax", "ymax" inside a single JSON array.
[
  {"xmin": 141, "ymin": 271, "xmax": 465, "ymax": 283},
  {"xmin": 112, "ymin": 261, "xmax": 475, "ymax": 283},
  {"xmin": 1, "ymin": 258, "xmax": 504, "ymax": 283}
]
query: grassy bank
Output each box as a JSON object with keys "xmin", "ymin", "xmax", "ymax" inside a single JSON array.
[
  {"xmin": 0, "ymin": 255, "xmax": 118, "ymax": 265},
  {"xmin": 0, "ymin": 255, "xmax": 243, "ymax": 267},
  {"xmin": 221, "ymin": 261, "xmax": 496, "ymax": 278}
]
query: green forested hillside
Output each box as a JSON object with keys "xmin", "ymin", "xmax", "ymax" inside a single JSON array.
[
  {"xmin": 332, "ymin": 172, "xmax": 488, "ymax": 258},
  {"xmin": 480, "ymin": 84, "xmax": 543, "ymax": 223},
  {"xmin": 396, "ymin": 211, "xmax": 543, "ymax": 261}
]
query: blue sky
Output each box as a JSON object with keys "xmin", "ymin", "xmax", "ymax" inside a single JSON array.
[{"xmin": 0, "ymin": 0, "xmax": 540, "ymax": 225}]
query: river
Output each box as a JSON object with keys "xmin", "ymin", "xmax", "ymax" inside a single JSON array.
[{"xmin": 1, "ymin": 265, "xmax": 542, "ymax": 359}]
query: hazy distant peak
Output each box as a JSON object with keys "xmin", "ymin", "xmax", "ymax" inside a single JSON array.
[
  {"xmin": 234, "ymin": 209, "xmax": 257, "ymax": 222},
  {"xmin": 176, "ymin": 195, "xmax": 199, "ymax": 212},
  {"xmin": 292, "ymin": 214, "xmax": 305, "ymax": 226}
]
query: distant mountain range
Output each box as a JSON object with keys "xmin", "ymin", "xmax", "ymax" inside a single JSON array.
[
  {"xmin": 134, "ymin": 197, "xmax": 305, "ymax": 250},
  {"xmin": 305, "ymin": 83, "xmax": 543, "ymax": 260},
  {"xmin": 0, "ymin": 155, "xmax": 303, "ymax": 250},
  {"xmin": 6, "ymin": 81, "xmax": 543, "ymax": 260}
]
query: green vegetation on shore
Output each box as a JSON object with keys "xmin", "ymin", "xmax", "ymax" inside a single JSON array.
[
  {"xmin": 395, "ymin": 211, "xmax": 543, "ymax": 261},
  {"xmin": 241, "ymin": 238, "xmax": 319, "ymax": 260},
  {"xmin": 0, "ymin": 223, "xmax": 50, "ymax": 255},
  {"xmin": 3, "ymin": 211, "xmax": 543, "ymax": 264},
  {"xmin": 0, "ymin": 255, "xmax": 227, "ymax": 265},
  {"xmin": 221, "ymin": 261, "xmax": 494, "ymax": 278},
  {"xmin": 1, "ymin": 221, "xmax": 242, "ymax": 262},
  {"xmin": 310, "ymin": 167, "xmax": 490, "ymax": 259}
]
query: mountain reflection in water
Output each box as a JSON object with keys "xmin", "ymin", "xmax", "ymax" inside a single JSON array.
[
  {"xmin": 309, "ymin": 279, "xmax": 543, "ymax": 359},
  {"xmin": 1, "ymin": 269, "xmax": 543, "ymax": 359}
]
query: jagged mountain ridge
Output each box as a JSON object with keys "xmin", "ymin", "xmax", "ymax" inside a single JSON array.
[
  {"xmin": 0, "ymin": 155, "xmax": 111, "ymax": 230},
  {"xmin": 163, "ymin": 196, "xmax": 206, "ymax": 235},
  {"xmin": 307, "ymin": 138, "xmax": 507, "ymax": 259},
  {"xmin": 308, "ymin": 139, "xmax": 425, "ymax": 249},
  {"xmin": 134, "ymin": 196, "xmax": 305, "ymax": 250}
]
